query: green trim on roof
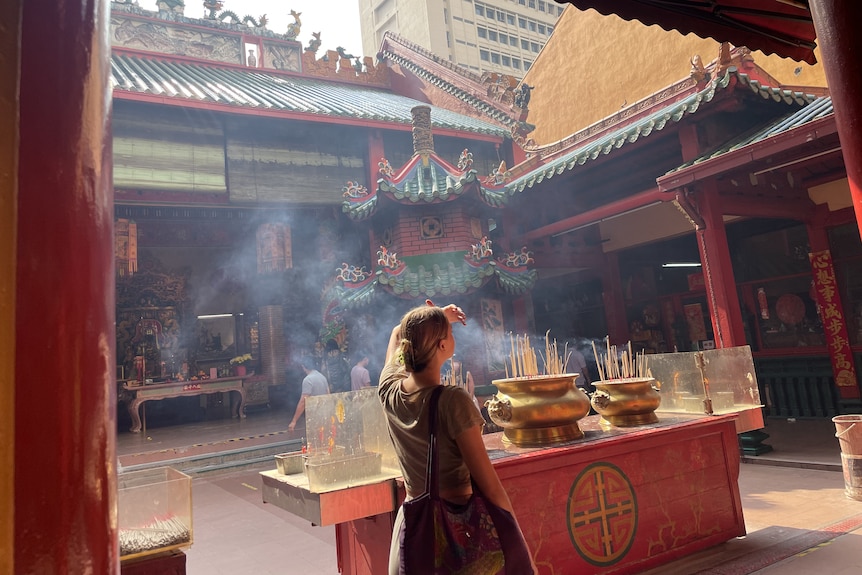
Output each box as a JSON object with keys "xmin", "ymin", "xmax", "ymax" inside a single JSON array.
[
  {"xmin": 111, "ymin": 54, "xmax": 510, "ymax": 137},
  {"xmin": 505, "ymin": 68, "xmax": 818, "ymax": 194},
  {"xmin": 665, "ymin": 96, "xmax": 834, "ymax": 175}
]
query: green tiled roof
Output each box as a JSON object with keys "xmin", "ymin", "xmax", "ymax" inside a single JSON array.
[
  {"xmin": 665, "ymin": 96, "xmax": 834, "ymax": 175},
  {"xmin": 111, "ymin": 53, "xmax": 510, "ymax": 137},
  {"xmin": 504, "ymin": 68, "xmax": 817, "ymax": 194}
]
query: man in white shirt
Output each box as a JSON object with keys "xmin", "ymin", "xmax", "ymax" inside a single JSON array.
[{"xmin": 288, "ymin": 357, "xmax": 330, "ymax": 432}]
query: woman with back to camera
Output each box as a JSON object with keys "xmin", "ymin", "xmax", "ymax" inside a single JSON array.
[{"xmin": 379, "ymin": 300, "xmax": 536, "ymax": 574}]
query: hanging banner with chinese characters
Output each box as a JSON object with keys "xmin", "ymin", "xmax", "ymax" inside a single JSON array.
[
  {"xmin": 256, "ymin": 222, "xmax": 292, "ymax": 273},
  {"xmin": 809, "ymin": 250, "xmax": 859, "ymax": 399},
  {"xmin": 115, "ymin": 218, "xmax": 138, "ymax": 277}
]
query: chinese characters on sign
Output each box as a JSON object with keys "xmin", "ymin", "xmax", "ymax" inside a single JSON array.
[{"xmin": 809, "ymin": 250, "xmax": 859, "ymax": 399}]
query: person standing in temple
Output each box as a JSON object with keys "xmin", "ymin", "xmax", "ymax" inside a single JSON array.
[
  {"xmin": 288, "ymin": 357, "xmax": 330, "ymax": 432},
  {"xmin": 323, "ymin": 339, "xmax": 351, "ymax": 393},
  {"xmin": 350, "ymin": 353, "xmax": 372, "ymax": 391}
]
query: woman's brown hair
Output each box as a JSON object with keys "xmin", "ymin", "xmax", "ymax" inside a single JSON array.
[{"xmin": 396, "ymin": 305, "xmax": 449, "ymax": 373}]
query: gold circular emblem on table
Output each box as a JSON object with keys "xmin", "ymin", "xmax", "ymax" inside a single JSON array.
[{"xmin": 567, "ymin": 462, "xmax": 637, "ymax": 566}]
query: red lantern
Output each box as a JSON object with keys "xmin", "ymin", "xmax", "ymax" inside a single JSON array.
[{"xmin": 256, "ymin": 222, "xmax": 292, "ymax": 273}]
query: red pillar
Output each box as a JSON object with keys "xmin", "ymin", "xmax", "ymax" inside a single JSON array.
[
  {"xmin": 810, "ymin": 0, "xmax": 862, "ymax": 239},
  {"xmin": 695, "ymin": 186, "xmax": 746, "ymax": 348},
  {"xmin": 15, "ymin": 0, "xmax": 117, "ymax": 572},
  {"xmin": 601, "ymin": 252, "xmax": 628, "ymax": 344}
]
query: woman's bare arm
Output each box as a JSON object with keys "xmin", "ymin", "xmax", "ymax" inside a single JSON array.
[
  {"xmin": 385, "ymin": 325, "xmax": 401, "ymax": 366},
  {"xmin": 456, "ymin": 425, "xmax": 514, "ymax": 512}
]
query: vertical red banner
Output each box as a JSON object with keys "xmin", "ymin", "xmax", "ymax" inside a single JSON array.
[{"xmin": 809, "ymin": 250, "xmax": 860, "ymax": 399}]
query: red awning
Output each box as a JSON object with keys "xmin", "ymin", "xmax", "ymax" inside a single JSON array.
[{"xmin": 557, "ymin": 0, "xmax": 817, "ymax": 64}]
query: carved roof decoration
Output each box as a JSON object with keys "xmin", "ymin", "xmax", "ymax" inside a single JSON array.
[
  {"xmin": 341, "ymin": 153, "xmax": 525, "ymax": 221},
  {"xmin": 322, "ymin": 250, "xmax": 537, "ymax": 311},
  {"xmin": 504, "ymin": 67, "xmax": 819, "ymax": 194},
  {"xmin": 378, "ymin": 33, "xmax": 535, "ymax": 145}
]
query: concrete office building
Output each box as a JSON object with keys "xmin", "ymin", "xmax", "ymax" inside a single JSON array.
[{"xmin": 359, "ymin": 0, "xmax": 564, "ymax": 76}]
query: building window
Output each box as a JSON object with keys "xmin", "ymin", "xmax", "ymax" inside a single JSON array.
[
  {"xmin": 558, "ymin": 6, "xmax": 565, "ymax": 16},
  {"xmin": 510, "ymin": 36, "xmax": 517, "ymax": 46},
  {"xmin": 488, "ymin": 30, "xmax": 498, "ymax": 41},
  {"xmin": 491, "ymin": 52, "xmax": 500, "ymax": 64},
  {"xmin": 531, "ymin": 42, "xmax": 540, "ymax": 52},
  {"xmin": 477, "ymin": 27, "xmax": 487, "ymax": 38},
  {"xmin": 486, "ymin": 8, "xmax": 494, "ymax": 19},
  {"xmin": 538, "ymin": 24, "xmax": 546, "ymax": 35},
  {"xmin": 538, "ymin": 1, "xmax": 546, "ymax": 12},
  {"xmin": 475, "ymin": 5, "xmax": 484, "ymax": 17},
  {"xmin": 480, "ymin": 49, "xmax": 490, "ymax": 61},
  {"xmin": 524, "ymin": 60, "xmax": 532, "ymax": 70},
  {"xmin": 512, "ymin": 58, "xmax": 521, "ymax": 69},
  {"xmin": 519, "ymin": 0, "xmax": 526, "ymax": 4},
  {"xmin": 529, "ymin": 21, "xmax": 537, "ymax": 32},
  {"xmin": 507, "ymin": 14, "xmax": 515, "ymax": 25},
  {"xmin": 502, "ymin": 55, "xmax": 511, "ymax": 66},
  {"xmin": 498, "ymin": 11, "xmax": 505, "ymax": 22},
  {"xmin": 547, "ymin": 26, "xmax": 553, "ymax": 35},
  {"xmin": 518, "ymin": 17, "xmax": 526, "ymax": 28},
  {"xmin": 499, "ymin": 33, "xmax": 508, "ymax": 44},
  {"xmin": 528, "ymin": 0, "xmax": 536, "ymax": 8},
  {"xmin": 521, "ymin": 39, "xmax": 529, "ymax": 49},
  {"xmin": 446, "ymin": 32, "xmax": 451, "ymax": 47}
]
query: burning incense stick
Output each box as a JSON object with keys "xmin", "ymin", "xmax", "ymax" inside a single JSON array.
[{"xmin": 591, "ymin": 337, "xmax": 649, "ymax": 382}]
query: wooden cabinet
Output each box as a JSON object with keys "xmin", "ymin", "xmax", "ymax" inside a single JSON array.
[{"xmin": 242, "ymin": 376, "xmax": 270, "ymax": 409}]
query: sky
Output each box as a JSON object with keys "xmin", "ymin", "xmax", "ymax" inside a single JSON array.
[{"xmin": 139, "ymin": 0, "xmax": 365, "ymax": 58}]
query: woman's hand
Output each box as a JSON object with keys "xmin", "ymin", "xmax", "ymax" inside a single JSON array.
[{"xmin": 426, "ymin": 299, "xmax": 466, "ymax": 325}]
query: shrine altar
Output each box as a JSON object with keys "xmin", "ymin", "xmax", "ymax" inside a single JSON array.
[
  {"xmin": 262, "ymin": 413, "xmax": 744, "ymax": 575},
  {"xmin": 123, "ymin": 378, "xmax": 246, "ymax": 433}
]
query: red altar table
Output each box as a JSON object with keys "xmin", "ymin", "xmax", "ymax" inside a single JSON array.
[{"xmin": 262, "ymin": 413, "xmax": 744, "ymax": 574}]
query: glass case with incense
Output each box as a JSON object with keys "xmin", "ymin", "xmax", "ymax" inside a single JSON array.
[
  {"xmin": 118, "ymin": 467, "xmax": 193, "ymax": 561},
  {"xmin": 486, "ymin": 332, "xmax": 591, "ymax": 446}
]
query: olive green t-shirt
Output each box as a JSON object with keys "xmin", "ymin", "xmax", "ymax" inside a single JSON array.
[{"xmin": 378, "ymin": 362, "xmax": 486, "ymax": 496}]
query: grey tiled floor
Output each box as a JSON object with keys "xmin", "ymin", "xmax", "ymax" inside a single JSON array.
[{"xmin": 118, "ymin": 411, "xmax": 862, "ymax": 574}]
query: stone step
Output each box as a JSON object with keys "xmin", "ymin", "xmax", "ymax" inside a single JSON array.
[{"xmin": 121, "ymin": 438, "xmax": 303, "ymax": 477}]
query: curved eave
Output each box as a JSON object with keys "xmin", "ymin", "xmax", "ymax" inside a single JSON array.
[
  {"xmin": 505, "ymin": 68, "xmax": 817, "ymax": 194},
  {"xmin": 377, "ymin": 156, "xmax": 481, "ymax": 204},
  {"xmin": 342, "ymin": 192, "xmax": 379, "ymax": 221}
]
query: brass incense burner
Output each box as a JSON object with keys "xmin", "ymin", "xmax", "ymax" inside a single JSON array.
[
  {"xmin": 589, "ymin": 339, "xmax": 661, "ymax": 427},
  {"xmin": 486, "ymin": 374, "xmax": 591, "ymax": 446},
  {"xmin": 590, "ymin": 377, "xmax": 661, "ymax": 427}
]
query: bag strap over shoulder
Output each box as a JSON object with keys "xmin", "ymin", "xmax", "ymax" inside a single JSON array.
[{"xmin": 424, "ymin": 385, "xmax": 446, "ymax": 501}]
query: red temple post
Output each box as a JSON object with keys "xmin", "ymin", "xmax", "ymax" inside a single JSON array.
[
  {"xmin": 810, "ymin": 0, "xmax": 862, "ymax": 239},
  {"xmin": 15, "ymin": 0, "xmax": 117, "ymax": 572}
]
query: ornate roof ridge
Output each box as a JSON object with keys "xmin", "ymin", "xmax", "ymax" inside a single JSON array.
[
  {"xmin": 378, "ymin": 33, "xmax": 533, "ymax": 140},
  {"xmin": 527, "ymin": 47, "xmax": 807, "ymax": 160}
]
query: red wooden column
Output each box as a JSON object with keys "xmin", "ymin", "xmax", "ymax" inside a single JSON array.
[
  {"xmin": 15, "ymin": 0, "xmax": 117, "ymax": 573},
  {"xmin": 810, "ymin": 0, "xmax": 862, "ymax": 239},
  {"xmin": 695, "ymin": 185, "xmax": 746, "ymax": 348},
  {"xmin": 601, "ymin": 252, "xmax": 628, "ymax": 344},
  {"xmin": 0, "ymin": 2, "xmax": 20, "ymax": 570}
]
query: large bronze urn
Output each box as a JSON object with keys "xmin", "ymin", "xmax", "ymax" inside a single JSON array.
[
  {"xmin": 590, "ymin": 377, "xmax": 661, "ymax": 427},
  {"xmin": 485, "ymin": 374, "xmax": 590, "ymax": 446}
]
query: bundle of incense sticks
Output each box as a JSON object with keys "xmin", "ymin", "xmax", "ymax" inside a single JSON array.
[
  {"xmin": 504, "ymin": 331, "xmax": 572, "ymax": 378},
  {"xmin": 444, "ymin": 358, "xmax": 465, "ymax": 389},
  {"xmin": 591, "ymin": 337, "xmax": 649, "ymax": 382}
]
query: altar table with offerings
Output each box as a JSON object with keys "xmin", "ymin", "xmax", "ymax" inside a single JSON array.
[
  {"xmin": 262, "ymin": 413, "xmax": 745, "ymax": 575},
  {"xmin": 123, "ymin": 378, "xmax": 246, "ymax": 433}
]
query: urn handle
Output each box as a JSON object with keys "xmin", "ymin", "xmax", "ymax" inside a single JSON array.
[
  {"xmin": 485, "ymin": 396, "xmax": 513, "ymax": 423},
  {"xmin": 591, "ymin": 389, "xmax": 612, "ymax": 410}
]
